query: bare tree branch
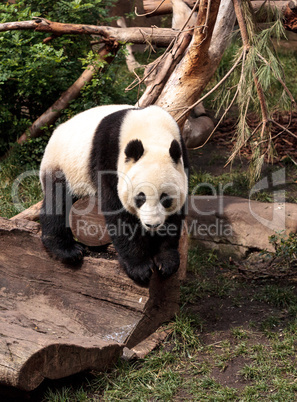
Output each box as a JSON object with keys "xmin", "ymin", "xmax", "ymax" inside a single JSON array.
[
  {"xmin": 0, "ymin": 18, "xmax": 177, "ymax": 46},
  {"xmin": 143, "ymin": 0, "xmax": 292, "ymax": 16},
  {"xmin": 137, "ymin": 31, "xmax": 192, "ymax": 108}
]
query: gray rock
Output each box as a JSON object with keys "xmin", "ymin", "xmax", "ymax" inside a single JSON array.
[{"xmin": 187, "ymin": 195, "xmax": 297, "ymax": 256}]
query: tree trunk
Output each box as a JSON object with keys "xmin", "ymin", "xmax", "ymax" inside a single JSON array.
[
  {"xmin": 153, "ymin": 0, "xmax": 236, "ymax": 129},
  {"xmin": 137, "ymin": 31, "xmax": 192, "ymax": 108}
]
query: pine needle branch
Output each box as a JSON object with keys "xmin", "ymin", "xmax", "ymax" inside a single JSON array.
[
  {"xmin": 177, "ymin": 49, "xmax": 245, "ymax": 121},
  {"xmin": 256, "ymin": 51, "xmax": 297, "ymax": 109},
  {"xmin": 192, "ymin": 48, "xmax": 248, "ymax": 150}
]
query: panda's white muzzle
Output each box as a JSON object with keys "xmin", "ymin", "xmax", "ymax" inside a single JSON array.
[{"xmin": 139, "ymin": 205, "xmax": 165, "ymax": 231}]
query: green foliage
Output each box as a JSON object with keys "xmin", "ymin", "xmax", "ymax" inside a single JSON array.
[
  {"xmin": 265, "ymin": 231, "xmax": 297, "ymax": 272},
  {"xmin": 256, "ymin": 284, "xmax": 297, "ymax": 309},
  {"xmin": 269, "ymin": 231, "xmax": 297, "ymax": 262},
  {"xmin": 61, "ymin": 47, "xmax": 139, "ymax": 120},
  {"xmin": 205, "ymin": 2, "xmax": 295, "ymax": 184},
  {"xmin": 0, "ymin": 147, "xmax": 42, "ymax": 218},
  {"xmin": 0, "ymin": 0, "xmax": 117, "ymax": 154},
  {"xmin": 189, "ymin": 168, "xmax": 250, "ymax": 198}
]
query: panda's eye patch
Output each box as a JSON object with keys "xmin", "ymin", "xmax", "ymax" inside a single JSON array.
[
  {"xmin": 160, "ymin": 193, "xmax": 173, "ymax": 209},
  {"xmin": 135, "ymin": 192, "xmax": 146, "ymax": 208}
]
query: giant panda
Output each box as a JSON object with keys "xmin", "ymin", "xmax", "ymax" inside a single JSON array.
[{"xmin": 39, "ymin": 104, "xmax": 189, "ymax": 285}]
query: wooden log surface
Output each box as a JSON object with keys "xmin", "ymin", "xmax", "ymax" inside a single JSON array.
[
  {"xmin": 0, "ymin": 216, "xmax": 186, "ymax": 391},
  {"xmin": 10, "ymin": 200, "xmax": 43, "ymax": 222}
]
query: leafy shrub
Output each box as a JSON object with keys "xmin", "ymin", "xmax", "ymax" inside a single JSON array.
[
  {"xmin": 0, "ymin": 0, "xmax": 121, "ymax": 155},
  {"xmin": 269, "ymin": 231, "xmax": 297, "ymax": 267}
]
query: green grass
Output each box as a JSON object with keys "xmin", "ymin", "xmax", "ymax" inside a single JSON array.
[
  {"xmin": 189, "ymin": 164, "xmax": 297, "ymax": 203},
  {"xmin": 0, "ymin": 146, "xmax": 43, "ymax": 218},
  {"xmin": 255, "ymin": 284, "xmax": 297, "ymax": 309}
]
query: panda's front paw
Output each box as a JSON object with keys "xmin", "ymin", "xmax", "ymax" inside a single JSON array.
[
  {"xmin": 42, "ymin": 236, "xmax": 85, "ymax": 265},
  {"xmin": 120, "ymin": 258, "xmax": 154, "ymax": 286},
  {"xmin": 154, "ymin": 249, "xmax": 180, "ymax": 279},
  {"xmin": 60, "ymin": 243, "xmax": 85, "ymax": 265}
]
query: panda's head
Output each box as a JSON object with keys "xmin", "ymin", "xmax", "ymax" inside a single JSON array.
[{"xmin": 117, "ymin": 107, "xmax": 188, "ymax": 232}]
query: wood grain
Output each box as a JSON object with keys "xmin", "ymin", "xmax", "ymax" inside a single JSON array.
[{"xmin": 0, "ymin": 217, "xmax": 186, "ymax": 390}]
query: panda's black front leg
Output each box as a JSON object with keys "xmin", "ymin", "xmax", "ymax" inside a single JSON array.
[
  {"xmin": 112, "ymin": 233, "xmax": 154, "ymax": 285},
  {"xmin": 40, "ymin": 170, "xmax": 84, "ymax": 264},
  {"xmin": 105, "ymin": 214, "xmax": 154, "ymax": 285},
  {"xmin": 153, "ymin": 214, "xmax": 184, "ymax": 279},
  {"xmin": 118, "ymin": 254, "xmax": 154, "ymax": 286}
]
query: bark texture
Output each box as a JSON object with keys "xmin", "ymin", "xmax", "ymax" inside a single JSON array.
[
  {"xmin": 0, "ymin": 217, "xmax": 186, "ymax": 391},
  {"xmin": 284, "ymin": 1, "xmax": 297, "ymax": 32},
  {"xmin": 154, "ymin": 0, "xmax": 234, "ymax": 128}
]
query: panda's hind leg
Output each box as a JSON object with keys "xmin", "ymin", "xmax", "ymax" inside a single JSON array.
[{"xmin": 40, "ymin": 170, "xmax": 84, "ymax": 264}]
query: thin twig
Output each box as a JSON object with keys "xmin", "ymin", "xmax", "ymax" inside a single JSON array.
[
  {"xmin": 271, "ymin": 119, "xmax": 297, "ymax": 140},
  {"xmin": 202, "ymin": 0, "xmax": 212, "ymax": 34},
  {"xmin": 135, "ymin": 0, "xmax": 166, "ymax": 17},
  {"xmin": 176, "ymin": 49, "xmax": 244, "ymax": 121},
  {"xmin": 126, "ymin": 0, "xmax": 200, "ymax": 93},
  {"xmin": 189, "ymin": 48, "xmax": 247, "ymax": 151}
]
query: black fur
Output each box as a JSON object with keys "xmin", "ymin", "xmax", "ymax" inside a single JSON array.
[
  {"xmin": 40, "ymin": 170, "xmax": 84, "ymax": 265},
  {"xmin": 40, "ymin": 107, "xmax": 189, "ymax": 286},
  {"xmin": 124, "ymin": 139, "xmax": 144, "ymax": 162},
  {"xmin": 169, "ymin": 139, "xmax": 182, "ymax": 164}
]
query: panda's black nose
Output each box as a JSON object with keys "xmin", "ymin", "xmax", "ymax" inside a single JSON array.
[{"xmin": 146, "ymin": 223, "xmax": 161, "ymax": 229}]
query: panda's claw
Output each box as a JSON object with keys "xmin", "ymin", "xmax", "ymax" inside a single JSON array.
[
  {"xmin": 154, "ymin": 249, "xmax": 180, "ymax": 279},
  {"xmin": 120, "ymin": 258, "xmax": 154, "ymax": 286}
]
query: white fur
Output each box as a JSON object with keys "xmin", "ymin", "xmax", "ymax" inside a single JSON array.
[
  {"xmin": 40, "ymin": 104, "xmax": 131, "ymax": 197},
  {"xmin": 117, "ymin": 106, "xmax": 188, "ymax": 229}
]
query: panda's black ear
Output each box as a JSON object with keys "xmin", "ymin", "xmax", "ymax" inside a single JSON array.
[
  {"xmin": 169, "ymin": 139, "xmax": 182, "ymax": 164},
  {"xmin": 124, "ymin": 139, "xmax": 144, "ymax": 162}
]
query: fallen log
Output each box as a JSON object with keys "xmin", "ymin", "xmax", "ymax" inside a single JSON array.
[
  {"xmin": 0, "ymin": 217, "xmax": 186, "ymax": 391},
  {"xmin": 10, "ymin": 200, "xmax": 43, "ymax": 222}
]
